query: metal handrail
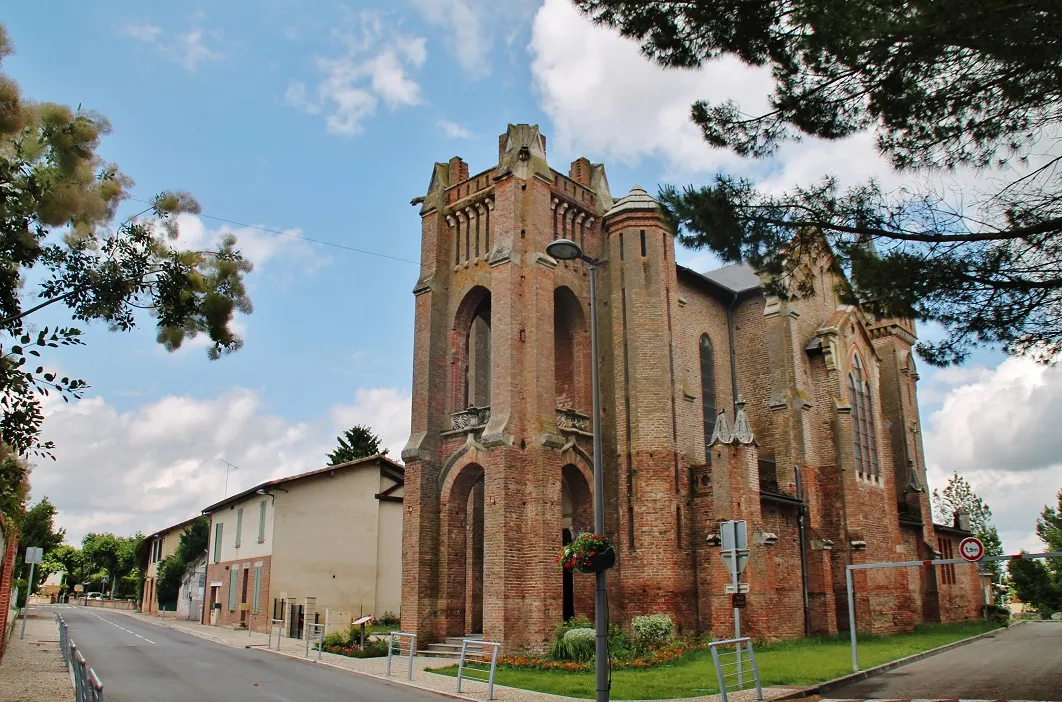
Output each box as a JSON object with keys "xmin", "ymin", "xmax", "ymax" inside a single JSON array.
[
  {"xmin": 385, "ymin": 631, "xmax": 417, "ymax": 681},
  {"xmin": 708, "ymin": 636, "xmax": 763, "ymax": 702},
  {"xmin": 456, "ymin": 639, "xmax": 501, "ymax": 700},
  {"xmin": 268, "ymin": 618, "xmax": 284, "ymax": 651},
  {"xmin": 304, "ymin": 622, "xmax": 325, "ymax": 661}
]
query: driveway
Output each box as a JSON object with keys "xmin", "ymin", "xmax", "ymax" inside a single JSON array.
[
  {"xmin": 823, "ymin": 621, "xmax": 1062, "ymax": 701},
  {"xmin": 49, "ymin": 605, "xmax": 450, "ymax": 702}
]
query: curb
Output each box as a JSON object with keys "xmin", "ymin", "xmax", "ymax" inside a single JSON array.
[
  {"xmin": 107, "ymin": 610, "xmax": 479, "ymax": 701},
  {"xmin": 784, "ymin": 622, "xmax": 1020, "ymax": 698}
]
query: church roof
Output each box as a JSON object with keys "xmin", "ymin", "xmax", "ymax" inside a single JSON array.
[
  {"xmin": 698, "ymin": 262, "xmax": 761, "ymax": 295},
  {"xmin": 604, "ymin": 185, "xmax": 659, "ymax": 217}
]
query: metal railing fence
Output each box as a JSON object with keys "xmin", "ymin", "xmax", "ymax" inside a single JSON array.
[
  {"xmin": 268, "ymin": 618, "xmax": 284, "ymax": 651},
  {"xmin": 56, "ymin": 614, "xmax": 105, "ymax": 702},
  {"xmin": 384, "ymin": 631, "xmax": 417, "ymax": 681},
  {"xmin": 456, "ymin": 639, "xmax": 501, "ymax": 700},
  {"xmin": 708, "ymin": 636, "xmax": 763, "ymax": 702},
  {"xmin": 304, "ymin": 622, "xmax": 325, "ymax": 661}
]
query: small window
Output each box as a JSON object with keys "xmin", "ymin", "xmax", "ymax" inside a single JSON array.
[
  {"xmin": 228, "ymin": 569, "xmax": 238, "ymax": 610},
  {"xmin": 213, "ymin": 523, "xmax": 223, "ymax": 564},
  {"xmin": 235, "ymin": 508, "xmax": 243, "ymax": 548},
  {"xmin": 640, "ymin": 230, "xmax": 647, "ymax": 257},
  {"xmin": 258, "ymin": 500, "xmax": 267, "ymax": 543},
  {"xmin": 700, "ymin": 334, "xmax": 717, "ymax": 462}
]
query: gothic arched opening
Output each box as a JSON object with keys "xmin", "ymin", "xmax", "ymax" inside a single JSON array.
[
  {"xmin": 554, "ymin": 287, "xmax": 588, "ymax": 411},
  {"xmin": 452, "ymin": 287, "xmax": 492, "ymax": 412},
  {"xmin": 561, "ymin": 463, "xmax": 594, "ymax": 621},
  {"xmin": 442, "ymin": 462, "xmax": 485, "ymax": 636}
]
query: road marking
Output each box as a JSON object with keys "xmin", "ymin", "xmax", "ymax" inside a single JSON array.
[{"xmin": 87, "ymin": 612, "xmax": 157, "ymax": 645}]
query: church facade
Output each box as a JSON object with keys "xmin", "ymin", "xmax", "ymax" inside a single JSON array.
[{"xmin": 400, "ymin": 124, "xmax": 983, "ymax": 651}]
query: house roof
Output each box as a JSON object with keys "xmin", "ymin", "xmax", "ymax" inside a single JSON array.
[
  {"xmin": 604, "ymin": 185, "xmax": 660, "ymax": 217},
  {"xmin": 146, "ymin": 515, "xmax": 202, "ymax": 540},
  {"xmin": 677, "ymin": 261, "xmax": 763, "ymax": 300},
  {"xmin": 933, "ymin": 522, "xmax": 973, "ymax": 537},
  {"xmin": 201, "ymin": 453, "xmax": 404, "ymax": 514}
]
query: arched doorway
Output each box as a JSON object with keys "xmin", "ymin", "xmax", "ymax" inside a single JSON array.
[
  {"xmin": 442, "ymin": 462, "xmax": 486, "ymax": 636},
  {"xmin": 561, "ymin": 463, "xmax": 594, "ymax": 621}
]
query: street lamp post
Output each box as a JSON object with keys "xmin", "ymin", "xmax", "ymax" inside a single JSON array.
[{"xmin": 546, "ymin": 238, "xmax": 608, "ymax": 702}]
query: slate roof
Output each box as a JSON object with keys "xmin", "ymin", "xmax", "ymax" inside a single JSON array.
[
  {"xmin": 699, "ymin": 263, "xmax": 761, "ymax": 294},
  {"xmin": 604, "ymin": 185, "xmax": 659, "ymax": 217}
]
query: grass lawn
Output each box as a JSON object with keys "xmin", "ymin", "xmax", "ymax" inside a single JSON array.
[{"xmin": 428, "ymin": 620, "xmax": 1002, "ymax": 700}]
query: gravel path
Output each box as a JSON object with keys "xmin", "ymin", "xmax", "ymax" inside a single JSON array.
[{"xmin": 0, "ymin": 611, "xmax": 71, "ymax": 702}]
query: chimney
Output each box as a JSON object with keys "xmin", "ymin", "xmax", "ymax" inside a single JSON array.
[
  {"xmin": 569, "ymin": 157, "xmax": 592, "ymax": 186},
  {"xmin": 448, "ymin": 156, "xmax": 469, "ymax": 185},
  {"xmin": 954, "ymin": 511, "xmax": 972, "ymax": 532}
]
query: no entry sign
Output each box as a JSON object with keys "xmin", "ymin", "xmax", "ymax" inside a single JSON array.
[{"xmin": 959, "ymin": 536, "xmax": 985, "ymax": 561}]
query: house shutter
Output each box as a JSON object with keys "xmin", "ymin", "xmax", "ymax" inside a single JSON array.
[
  {"xmin": 228, "ymin": 569, "xmax": 238, "ymax": 610},
  {"xmin": 235, "ymin": 508, "xmax": 243, "ymax": 548},
  {"xmin": 258, "ymin": 501, "xmax": 266, "ymax": 543},
  {"xmin": 213, "ymin": 523, "xmax": 223, "ymax": 563},
  {"xmin": 252, "ymin": 566, "xmax": 261, "ymax": 614}
]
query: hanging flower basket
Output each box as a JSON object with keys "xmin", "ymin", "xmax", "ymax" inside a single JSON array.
[{"xmin": 557, "ymin": 533, "xmax": 616, "ymax": 574}]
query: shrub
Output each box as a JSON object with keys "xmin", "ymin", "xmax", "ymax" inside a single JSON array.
[
  {"xmin": 607, "ymin": 623, "xmax": 634, "ymax": 659},
  {"xmin": 378, "ymin": 611, "xmax": 400, "ymax": 626},
  {"xmin": 551, "ymin": 627, "xmax": 595, "ymax": 662},
  {"xmin": 983, "ymin": 604, "xmax": 1011, "ymax": 625},
  {"xmin": 632, "ymin": 614, "xmax": 674, "ymax": 649}
]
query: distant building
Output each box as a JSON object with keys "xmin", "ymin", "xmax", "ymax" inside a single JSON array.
[
  {"xmin": 201, "ymin": 454, "xmax": 404, "ymax": 636},
  {"xmin": 140, "ymin": 516, "xmax": 201, "ymax": 615},
  {"xmin": 177, "ymin": 553, "xmax": 207, "ymax": 621},
  {"xmin": 40, "ymin": 571, "xmax": 64, "ymax": 599},
  {"xmin": 400, "ymin": 124, "xmax": 983, "ymax": 651}
]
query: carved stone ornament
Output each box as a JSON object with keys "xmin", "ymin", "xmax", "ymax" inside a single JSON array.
[
  {"xmin": 450, "ymin": 406, "xmax": 491, "ymax": 431},
  {"xmin": 731, "ymin": 395, "xmax": 756, "ymax": 445},
  {"xmin": 556, "ymin": 408, "xmax": 591, "ymax": 433}
]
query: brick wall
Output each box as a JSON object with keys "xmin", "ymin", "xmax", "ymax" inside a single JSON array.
[
  {"xmin": 203, "ymin": 555, "xmax": 272, "ymax": 632},
  {"xmin": 0, "ymin": 515, "xmax": 17, "ymax": 661}
]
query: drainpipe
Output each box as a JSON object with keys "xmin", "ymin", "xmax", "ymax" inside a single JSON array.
[{"xmin": 795, "ymin": 465, "xmax": 811, "ymax": 636}]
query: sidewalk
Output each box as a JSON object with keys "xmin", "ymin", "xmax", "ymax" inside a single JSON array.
[
  {"xmin": 0, "ymin": 612, "xmax": 71, "ymax": 702},
  {"xmin": 115, "ymin": 610, "xmax": 797, "ymax": 702}
]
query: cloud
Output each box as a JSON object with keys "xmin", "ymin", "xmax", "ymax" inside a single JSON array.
[
  {"xmin": 923, "ymin": 356, "xmax": 1062, "ymax": 553},
  {"xmin": 120, "ymin": 17, "xmax": 225, "ymax": 71},
  {"xmin": 34, "ymin": 385, "xmax": 411, "ymax": 545},
  {"xmin": 439, "ymin": 118, "xmax": 473, "ymax": 139},
  {"xmin": 168, "ymin": 213, "xmax": 327, "ymax": 273},
  {"xmin": 411, "ymin": 0, "xmax": 489, "ymax": 78},
  {"xmin": 286, "ymin": 13, "xmax": 427, "ymax": 135},
  {"xmin": 527, "ymin": 0, "xmax": 901, "ymax": 186}
]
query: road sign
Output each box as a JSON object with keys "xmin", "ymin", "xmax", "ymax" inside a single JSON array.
[
  {"xmin": 24, "ymin": 547, "xmax": 42, "ymax": 564},
  {"xmin": 720, "ymin": 549, "xmax": 750, "ymax": 576},
  {"xmin": 724, "ymin": 583, "xmax": 750, "ymax": 594},
  {"xmin": 74, "ymin": 584, "xmax": 84, "ymax": 592},
  {"xmin": 731, "ymin": 593, "xmax": 747, "ymax": 609},
  {"xmin": 959, "ymin": 536, "xmax": 985, "ymax": 561},
  {"xmin": 720, "ymin": 520, "xmax": 748, "ymax": 551}
]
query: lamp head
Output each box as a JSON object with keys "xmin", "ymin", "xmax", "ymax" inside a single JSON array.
[
  {"xmin": 546, "ymin": 238, "xmax": 583, "ymax": 262},
  {"xmin": 255, "ymin": 488, "xmax": 268, "ymax": 495}
]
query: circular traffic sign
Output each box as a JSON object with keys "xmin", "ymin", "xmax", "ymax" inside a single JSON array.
[{"xmin": 959, "ymin": 536, "xmax": 985, "ymax": 561}]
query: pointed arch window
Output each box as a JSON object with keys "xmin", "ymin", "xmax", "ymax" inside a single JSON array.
[
  {"xmin": 700, "ymin": 334, "xmax": 717, "ymax": 462},
  {"xmin": 848, "ymin": 355, "xmax": 879, "ymax": 477}
]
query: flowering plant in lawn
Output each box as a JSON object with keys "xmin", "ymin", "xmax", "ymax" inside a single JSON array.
[{"xmin": 556, "ymin": 533, "xmax": 612, "ymax": 571}]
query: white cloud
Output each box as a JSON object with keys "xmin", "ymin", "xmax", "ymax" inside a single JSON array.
[
  {"xmin": 34, "ymin": 385, "xmax": 410, "ymax": 545},
  {"xmin": 411, "ymin": 0, "xmax": 490, "ymax": 78},
  {"xmin": 439, "ymin": 118, "xmax": 473, "ymax": 139},
  {"xmin": 287, "ymin": 14, "xmax": 427, "ymax": 136},
  {"xmin": 168, "ymin": 212, "xmax": 327, "ymax": 272},
  {"xmin": 119, "ymin": 17, "xmax": 224, "ymax": 72},
  {"xmin": 527, "ymin": 0, "xmax": 902, "ymax": 186},
  {"xmin": 923, "ymin": 356, "xmax": 1062, "ymax": 553}
]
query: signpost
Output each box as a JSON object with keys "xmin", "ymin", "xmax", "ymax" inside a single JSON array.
[
  {"xmin": 21, "ymin": 546, "xmax": 43, "ymax": 639},
  {"xmin": 718, "ymin": 521, "xmax": 750, "ymax": 685},
  {"xmin": 959, "ymin": 536, "xmax": 985, "ymax": 562}
]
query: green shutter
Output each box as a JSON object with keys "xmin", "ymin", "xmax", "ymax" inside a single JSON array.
[
  {"xmin": 228, "ymin": 568, "xmax": 238, "ymax": 610},
  {"xmin": 252, "ymin": 566, "xmax": 261, "ymax": 614},
  {"xmin": 258, "ymin": 500, "xmax": 266, "ymax": 542},
  {"xmin": 235, "ymin": 508, "xmax": 243, "ymax": 548},
  {"xmin": 213, "ymin": 523, "xmax": 223, "ymax": 563}
]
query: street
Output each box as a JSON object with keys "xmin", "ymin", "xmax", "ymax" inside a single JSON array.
[
  {"xmin": 825, "ymin": 621, "xmax": 1062, "ymax": 701},
  {"xmin": 47, "ymin": 606, "xmax": 448, "ymax": 702}
]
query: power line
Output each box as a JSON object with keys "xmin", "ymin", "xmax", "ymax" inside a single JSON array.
[{"xmin": 128, "ymin": 197, "xmax": 418, "ymax": 265}]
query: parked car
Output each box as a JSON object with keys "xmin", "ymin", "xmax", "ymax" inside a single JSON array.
[{"xmin": 85, "ymin": 592, "xmax": 103, "ymax": 600}]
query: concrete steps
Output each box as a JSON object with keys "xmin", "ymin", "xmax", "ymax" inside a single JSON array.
[{"xmin": 419, "ymin": 634, "xmax": 484, "ymax": 660}]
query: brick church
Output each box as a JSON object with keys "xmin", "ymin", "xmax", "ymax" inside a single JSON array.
[{"xmin": 400, "ymin": 124, "xmax": 983, "ymax": 652}]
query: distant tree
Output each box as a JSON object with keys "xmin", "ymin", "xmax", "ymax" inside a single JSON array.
[
  {"xmin": 0, "ymin": 24, "xmax": 253, "ymax": 457},
  {"xmin": 932, "ymin": 472, "xmax": 1005, "ymax": 595},
  {"xmin": 174, "ymin": 516, "xmax": 209, "ymax": 563},
  {"xmin": 575, "ymin": 0, "xmax": 1062, "ymax": 365},
  {"xmin": 155, "ymin": 517, "xmax": 209, "ymax": 609},
  {"xmin": 327, "ymin": 425, "xmax": 386, "ymax": 465},
  {"xmin": 38, "ymin": 543, "xmax": 82, "ymax": 591},
  {"xmin": 15, "ymin": 496, "xmax": 64, "ymax": 596},
  {"xmin": 1010, "ymin": 489, "xmax": 1062, "ymax": 616},
  {"xmin": 81, "ymin": 530, "xmax": 141, "ymax": 598}
]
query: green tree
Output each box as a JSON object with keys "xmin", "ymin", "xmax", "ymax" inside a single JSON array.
[
  {"xmin": 575, "ymin": 0, "xmax": 1062, "ymax": 365},
  {"xmin": 154, "ymin": 556, "xmax": 183, "ymax": 609},
  {"xmin": 173, "ymin": 516, "xmax": 209, "ymax": 563},
  {"xmin": 0, "ymin": 441, "xmax": 29, "ymax": 518},
  {"xmin": 931, "ymin": 472, "xmax": 1005, "ymax": 594},
  {"xmin": 1010, "ymin": 489, "xmax": 1062, "ymax": 616},
  {"xmin": 155, "ymin": 517, "xmax": 208, "ymax": 609},
  {"xmin": 0, "ymin": 25, "xmax": 253, "ymax": 457},
  {"xmin": 327, "ymin": 425, "xmax": 387, "ymax": 466},
  {"xmin": 15, "ymin": 496, "xmax": 64, "ymax": 597},
  {"xmin": 38, "ymin": 543, "xmax": 82, "ymax": 592}
]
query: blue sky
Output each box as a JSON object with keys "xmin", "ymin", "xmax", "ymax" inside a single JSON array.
[{"xmin": 4, "ymin": 0, "xmax": 1058, "ymax": 553}]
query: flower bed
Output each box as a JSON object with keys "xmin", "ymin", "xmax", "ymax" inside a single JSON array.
[{"xmin": 500, "ymin": 638, "xmax": 708, "ymax": 672}]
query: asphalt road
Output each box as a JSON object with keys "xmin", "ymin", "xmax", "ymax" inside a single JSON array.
[
  {"xmin": 47, "ymin": 605, "xmax": 448, "ymax": 702},
  {"xmin": 826, "ymin": 621, "xmax": 1062, "ymax": 701}
]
